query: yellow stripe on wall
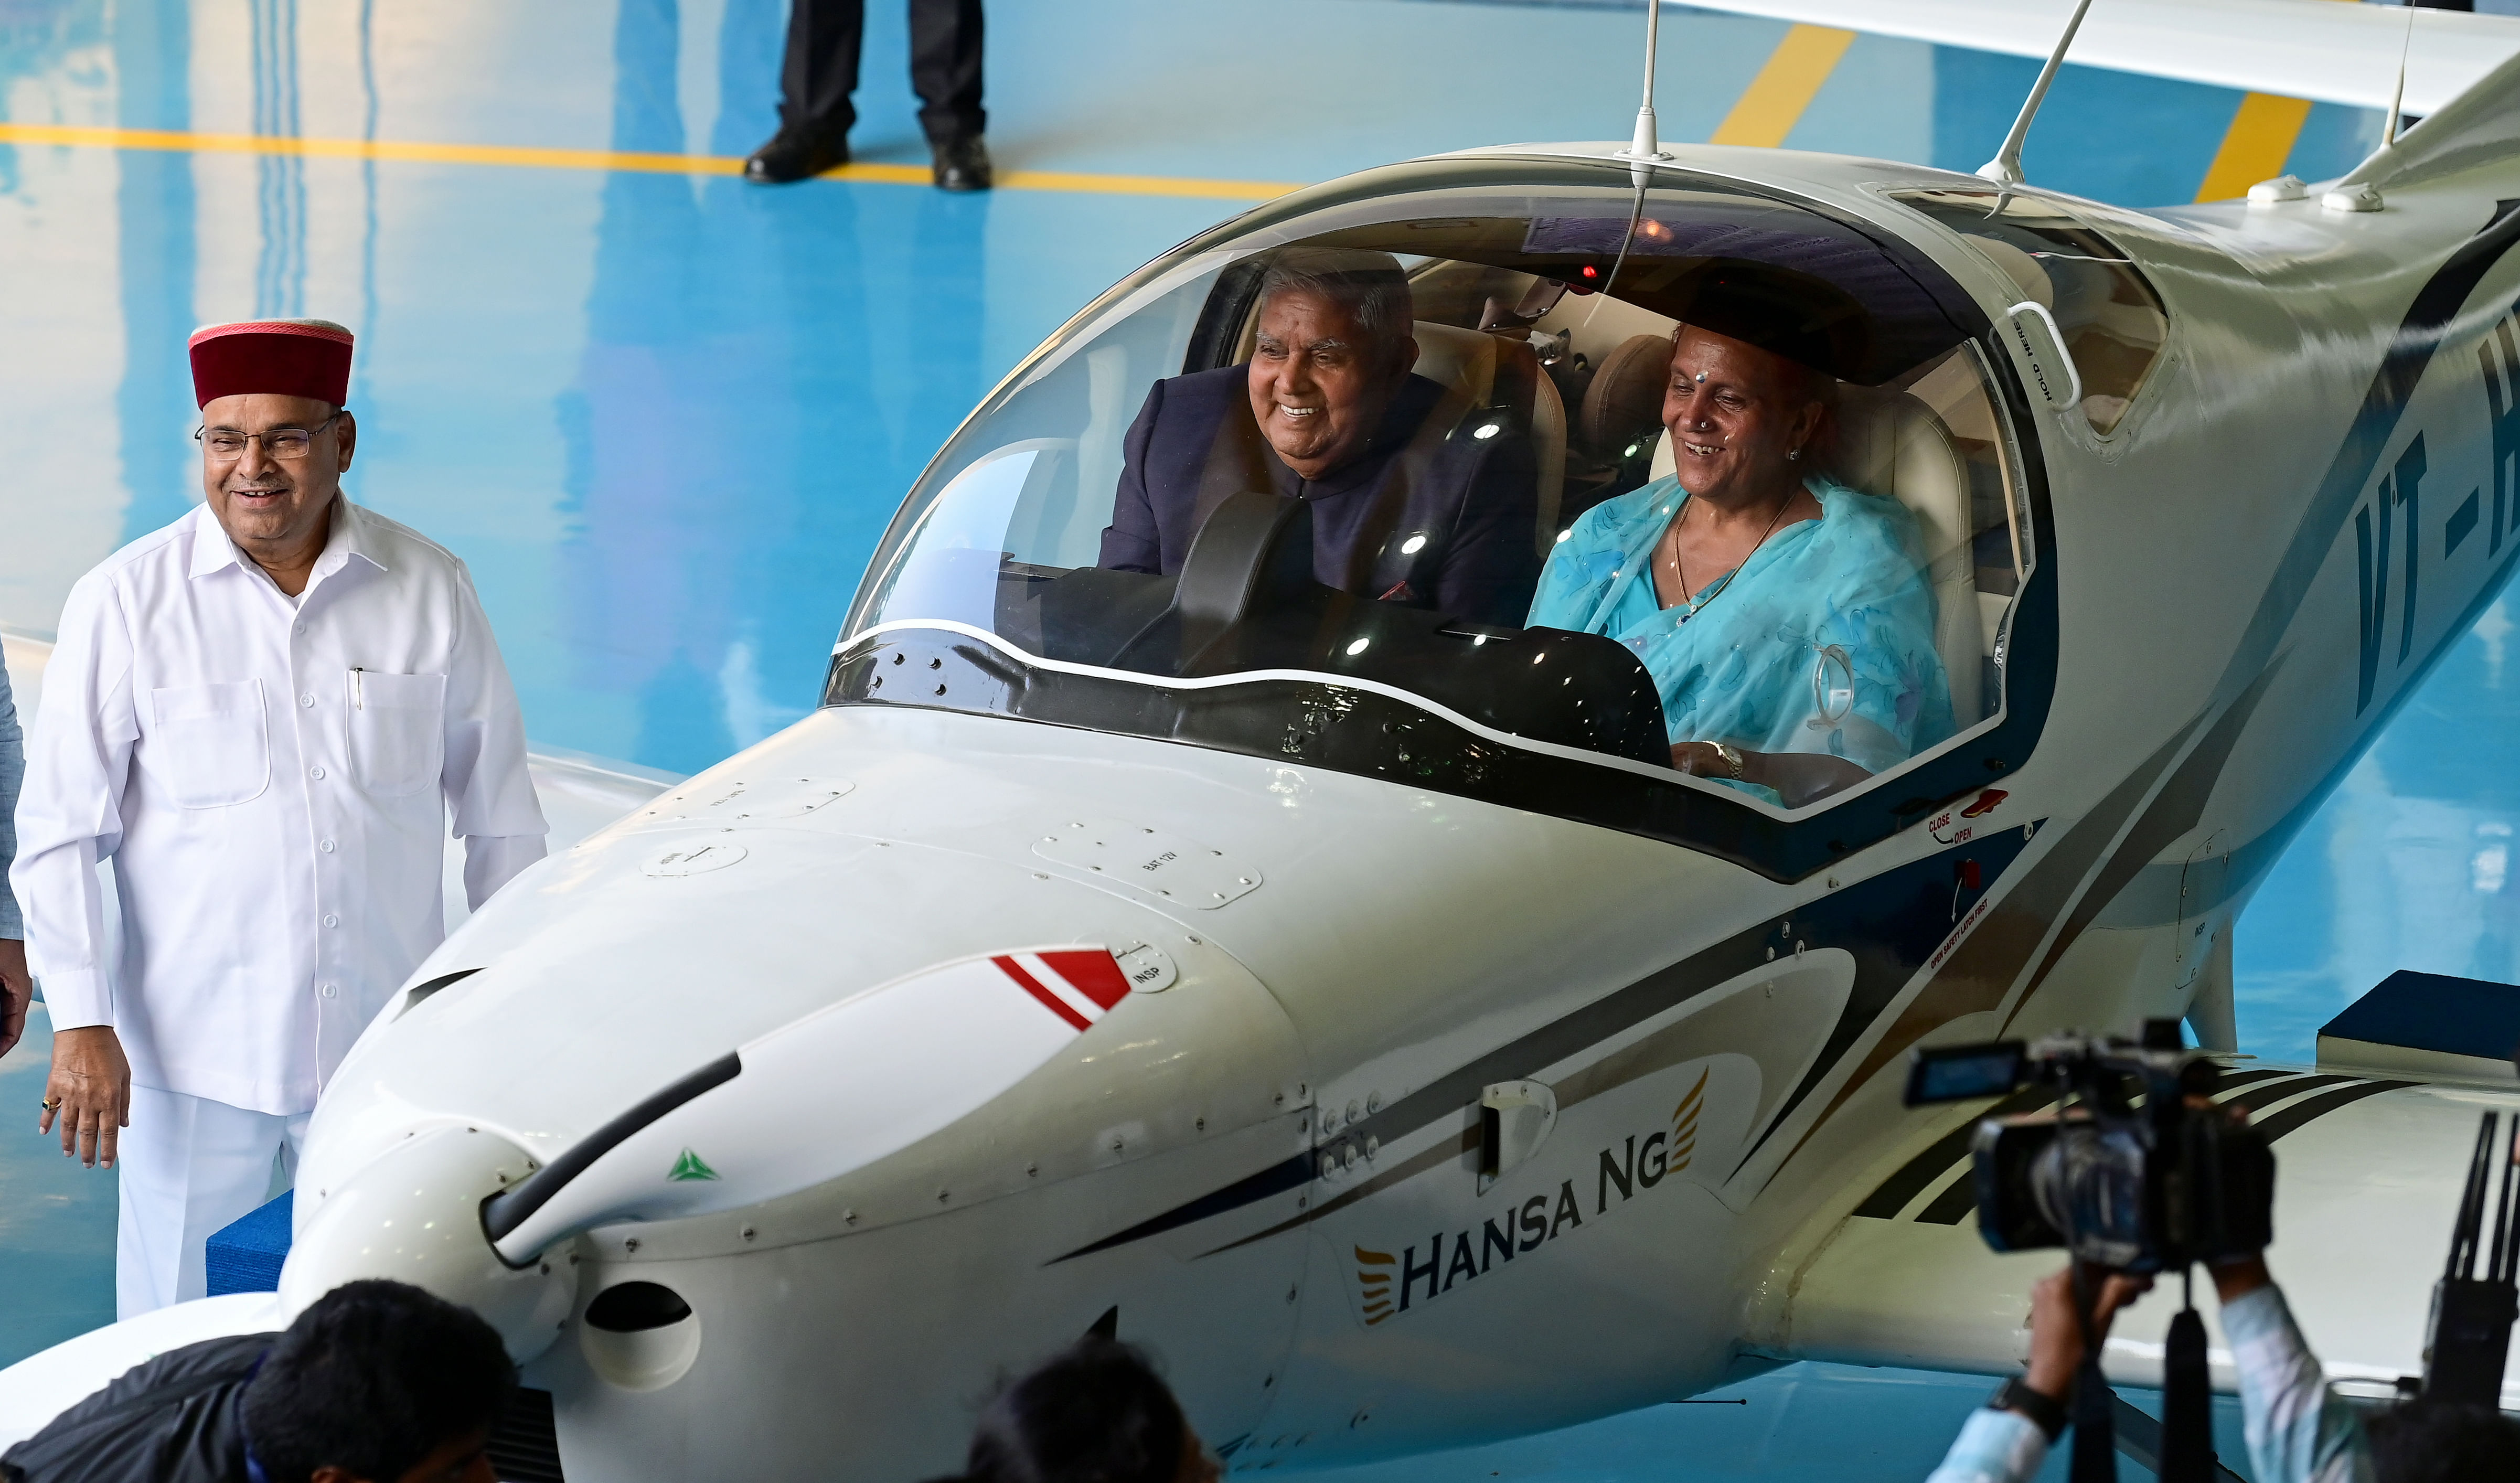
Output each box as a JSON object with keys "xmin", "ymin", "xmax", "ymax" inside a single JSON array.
[
  {"xmin": 1709, "ymin": 25, "xmax": 1858, "ymax": 148},
  {"xmin": 2194, "ymin": 93, "xmax": 2316, "ymax": 202},
  {"xmin": 0, "ymin": 123, "xmax": 1303, "ymax": 201}
]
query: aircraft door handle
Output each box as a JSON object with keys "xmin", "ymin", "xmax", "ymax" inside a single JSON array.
[
  {"xmin": 2003, "ymin": 301, "xmax": 2084, "ymax": 413},
  {"xmin": 1478, "ymin": 1080, "xmax": 1557, "ymax": 1194}
]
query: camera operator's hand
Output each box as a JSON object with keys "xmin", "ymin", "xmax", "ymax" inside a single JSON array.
[
  {"xmin": 2020, "ymin": 1265, "xmax": 2154, "ymax": 1407},
  {"xmin": 2185, "ymin": 1096, "xmax": 2272, "ymax": 1303}
]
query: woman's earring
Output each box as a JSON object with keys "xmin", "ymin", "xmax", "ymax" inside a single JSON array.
[{"xmin": 1788, "ymin": 447, "xmax": 1801, "ymax": 462}]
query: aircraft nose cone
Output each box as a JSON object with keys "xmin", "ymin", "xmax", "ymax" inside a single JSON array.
[{"xmin": 280, "ymin": 1124, "xmax": 576, "ymax": 1361}]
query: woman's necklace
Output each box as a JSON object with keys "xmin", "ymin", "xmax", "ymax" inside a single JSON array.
[{"xmin": 1663, "ymin": 489, "xmax": 1795, "ymax": 616}]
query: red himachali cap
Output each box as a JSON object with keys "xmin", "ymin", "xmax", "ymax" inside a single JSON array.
[{"xmin": 188, "ymin": 318, "xmax": 354, "ymax": 409}]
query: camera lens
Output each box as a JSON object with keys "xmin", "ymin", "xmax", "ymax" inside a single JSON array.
[{"xmin": 2031, "ymin": 1123, "xmax": 2152, "ymax": 1270}]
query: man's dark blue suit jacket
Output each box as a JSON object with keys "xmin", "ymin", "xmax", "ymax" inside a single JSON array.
[{"xmin": 1095, "ymin": 365, "xmax": 1542, "ymax": 627}]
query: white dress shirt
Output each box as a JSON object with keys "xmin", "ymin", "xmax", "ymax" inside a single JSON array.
[
  {"xmin": 10, "ymin": 499, "xmax": 547, "ymax": 1114},
  {"xmin": 1925, "ymin": 1286, "xmax": 2373, "ymax": 1483}
]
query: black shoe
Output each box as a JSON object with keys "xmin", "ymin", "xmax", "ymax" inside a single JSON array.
[
  {"xmin": 745, "ymin": 126, "xmax": 848, "ymax": 185},
  {"xmin": 932, "ymin": 136, "xmax": 992, "ymax": 192}
]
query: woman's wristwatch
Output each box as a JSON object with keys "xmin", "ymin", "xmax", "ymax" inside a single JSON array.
[{"xmin": 1712, "ymin": 743, "xmax": 1745, "ymax": 780}]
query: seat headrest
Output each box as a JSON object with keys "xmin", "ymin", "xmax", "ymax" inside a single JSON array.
[
  {"xmin": 1410, "ymin": 322, "xmax": 1498, "ymax": 408},
  {"xmin": 1580, "ymin": 335, "xmax": 1672, "ymax": 458},
  {"xmin": 1833, "ymin": 386, "xmax": 1941, "ymax": 498},
  {"xmin": 1644, "ymin": 386, "xmax": 1954, "ymax": 505}
]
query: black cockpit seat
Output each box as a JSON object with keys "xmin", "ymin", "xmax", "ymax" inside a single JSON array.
[
  {"xmin": 1559, "ymin": 332, "xmax": 1673, "ymax": 529},
  {"xmin": 1411, "ymin": 322, "xmax": 1567, "ymax": 557}
]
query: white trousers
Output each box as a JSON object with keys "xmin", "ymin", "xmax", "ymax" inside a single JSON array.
[{"xmin": 116, "ymin": 1085, "xmax": 309, "ymax": 1319}]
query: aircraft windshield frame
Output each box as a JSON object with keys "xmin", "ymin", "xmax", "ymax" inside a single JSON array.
[{"xmin": 830, "ymin": 158, "xmax": 2060, "ymax": 881}]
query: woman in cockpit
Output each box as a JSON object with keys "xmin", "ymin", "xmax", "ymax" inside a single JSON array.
[{"xmin": 1526, "ymin": 295, "xmax": 1953, "ymax": 809}]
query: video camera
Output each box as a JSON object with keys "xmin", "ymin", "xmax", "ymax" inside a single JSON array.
[{"xmin": 1905, "ymin": 1019, "xmax": 2274, "ymax": 1272}]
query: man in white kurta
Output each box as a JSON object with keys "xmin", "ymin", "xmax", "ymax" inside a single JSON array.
[{"xmin": 9, "ymin": 318, "xmax": 547, "ymax": 1317}]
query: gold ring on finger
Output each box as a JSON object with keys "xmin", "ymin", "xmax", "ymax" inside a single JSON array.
[{"xmin": 40, "ymin": 1097, "xmax": 62, "ymax": 1112}]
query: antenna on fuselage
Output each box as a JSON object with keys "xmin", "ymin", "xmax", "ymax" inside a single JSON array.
[
  {"xmin": 1589, "ymin": 0, "xmax": 1669, "ymax": 328},
  {"xmin": 2322, "ymin": 5, "xmax": 2417, "ymax": 213},
  {"xmin": 1613, "ymin": 0, "xmax": 1673, "ymax": 188},
  {"xmin": 2385, "ymin": 3, "xmax": 2415, "ymax": 149},
  {"xmin": 1978, "ymin": 0, "xmax": 2097, "ymax": 189}
]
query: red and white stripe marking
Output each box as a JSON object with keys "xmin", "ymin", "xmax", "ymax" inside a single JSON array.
[
  {"xmin": 993, "ymin": 950, "xmax": 1133, "ymax": 1031},
  {"xmin": 498, "ymin": 946, "xmax": 1149, "ymax": 1252}
]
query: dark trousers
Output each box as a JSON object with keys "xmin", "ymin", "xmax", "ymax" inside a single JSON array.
[{"xmin": 780, "ymin": 0, "xmax": 985, "ymax": 147}]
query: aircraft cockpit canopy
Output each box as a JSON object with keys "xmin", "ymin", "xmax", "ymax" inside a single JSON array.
[
  {"xmin": 1891, "ymin": 189, "xmax": 2170, "ymax": 435},
  {"xmin": 839, "ymin": 161, "xmax": 2061, "ymax": 875}
]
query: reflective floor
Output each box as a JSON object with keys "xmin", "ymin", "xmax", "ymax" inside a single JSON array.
[{"xmin": 0, "ymin": 0, "xmax": 2474, "ymax": 1476}]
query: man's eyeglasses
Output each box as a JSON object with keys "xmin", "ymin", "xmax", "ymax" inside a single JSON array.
[{"xmin": 194, "ymin": 410, "xmax": 345, "ymax": 462}]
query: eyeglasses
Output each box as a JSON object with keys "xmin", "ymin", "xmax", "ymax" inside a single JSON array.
[{"xmin": 194, "ymin": 410, "xmax": 345, "ymax": 462}]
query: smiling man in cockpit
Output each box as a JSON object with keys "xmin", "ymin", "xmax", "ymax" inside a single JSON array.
[{"xmin": 1097, "ymin": 247, "xmax": 1541, "ymax": 627}]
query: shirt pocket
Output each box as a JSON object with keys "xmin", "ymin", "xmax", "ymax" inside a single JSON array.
[
  {"xmin": 148, "ymin": 680, "xmax": 271, "ymax": 808},
  {"xmin": 345, "ymin": 671, "xmax": 448, "ymax": 798}
]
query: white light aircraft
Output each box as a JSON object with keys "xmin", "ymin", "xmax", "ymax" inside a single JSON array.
[{"xmin": 11, "ymin": 2, "xmax": 2520, "ymax": 1477}]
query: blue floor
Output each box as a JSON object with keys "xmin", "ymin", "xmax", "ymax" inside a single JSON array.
[
  {"xmin": 0, "ymin": 1005, "xmax": 117, "ymax": 1368},
  {"xmin": 1301, "ymin": 1375, "xmax": 2251, "ymax": 1483},
  {"xmin": 0, "ymin": 0, "xmax": 2451, "ymax": 1475}
]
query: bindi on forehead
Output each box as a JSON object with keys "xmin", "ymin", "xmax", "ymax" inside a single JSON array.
[{"xmin": 1673, "ymin": 353, "xmax": 1774, "ymax": 397}]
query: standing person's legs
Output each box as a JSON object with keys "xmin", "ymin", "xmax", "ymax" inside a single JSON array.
[
  {"xmin": 781, "ymin": 0, "xmax": 868, "ymax": 143},
  {"xmin": 907, "ymin": 0, "xmax": 984, "ymax": 147},
  {"xmin": 115, "ymin": 1085, "xmax": 299, "ymax": 1319},
  {"xmin": 750, "ymin": 0, "xmax": 867, "ymax": 183},
  {"xmin": 911, "ymin": 0, "xmax": 990, "ymax": 190}
]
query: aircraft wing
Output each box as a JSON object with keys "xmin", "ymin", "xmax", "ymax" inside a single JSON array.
[
  {"xmin": 1676, "ymin": 0, "xmax": 2520, "ymax": 117},
  {"xmin": 1748, "ymin": 1064, "xmax": 2520, "ymax": 1406}
]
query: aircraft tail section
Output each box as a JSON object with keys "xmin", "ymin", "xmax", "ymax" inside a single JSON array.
[{"xmin": 1744, "ymin": 1063, "xmax": 2513, "ymax": 1405}]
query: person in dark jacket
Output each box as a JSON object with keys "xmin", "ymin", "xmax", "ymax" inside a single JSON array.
[
  {"xmin": 1097, "ymin": 249, "xmax": 1542, "ymax": 628},
  {"xmin": 924, "ymin": 1337, "xmax": 1218, "ymax": 1483},
  {"xmin": 1, "ymin": 1280, "xmax": 512, "ymax": 1483}
]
